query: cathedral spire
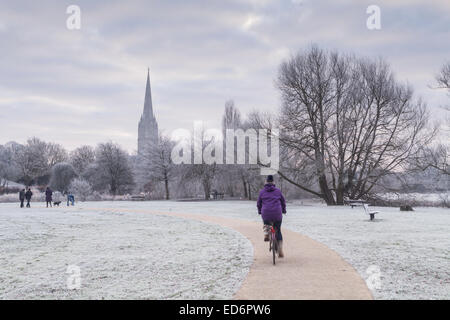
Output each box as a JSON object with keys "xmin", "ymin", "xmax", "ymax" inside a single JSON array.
[
  {"xmin": 138, "ymin": 68, "xmax": 159, "ymax": 155},
  {"xmin": 143, "ymin": 68, "xmax": 153, "ymax": 117}
]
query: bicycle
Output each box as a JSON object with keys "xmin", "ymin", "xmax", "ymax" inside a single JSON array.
[{"xmin": 267, "ymin": 223, "xmax": 278, "ymax": 265}]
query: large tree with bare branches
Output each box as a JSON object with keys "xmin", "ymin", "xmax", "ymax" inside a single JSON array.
[
  {"xmin": 275, "ymin": 46, "xmax": 433, "ymax": 205},
  {"xmin": 12, "ymin": 137, "xmax": 68, "ymax": 186},
  {"xmin": 136, "ymin": 134, "xmax": 175, "ymax": 199},
  {"xmin": 412, "ymin": 61, "xmax": 450, "ymax": 177}
]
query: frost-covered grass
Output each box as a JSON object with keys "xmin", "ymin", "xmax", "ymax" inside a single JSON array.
[
  {"xmin": 285, "ymin": 204, "xmax": 450, "ymax": 300},
  {"xmin": 376, "ymin": 192, "xmax": 449, "ymax": 207},
  {"xmin": 80, "ymin": 200, "xmax": 450, "ymax": 300},
  {"xmin": 0, "ymin": 204, "xmax": 252, "ymax": 299},
  {"xmin": 1, "ymin": 200, "xmax": 449, "ymax": 300}
]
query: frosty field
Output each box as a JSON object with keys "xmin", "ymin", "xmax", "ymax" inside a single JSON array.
[
  {"xmin": 0, "ymin": 203, "xmax": 252, "ymax": 299},
  {"xmin": 0, "ymin": 200, "xmax": 449, "ymax": 300}
]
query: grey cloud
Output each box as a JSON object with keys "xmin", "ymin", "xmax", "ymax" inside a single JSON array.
[{"xmin": 0, "ymin": 0, "xmax": 448, "ymax": 152}]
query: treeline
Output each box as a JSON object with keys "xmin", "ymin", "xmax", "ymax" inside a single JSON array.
[
  {"xmin": 1, "ymin": 46, "xmax": 448, "ymax": 204},
  {"xmin": 0, "ymin": 139, "xmax": 134, "ymax": 198}
]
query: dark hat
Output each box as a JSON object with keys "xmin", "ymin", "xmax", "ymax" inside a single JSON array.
[{"xmin": 266, "ymin": 175, "xmax": 274, "ymax": 182}]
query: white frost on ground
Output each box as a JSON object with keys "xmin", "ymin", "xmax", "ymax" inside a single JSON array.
[
  {"xmin": 377, "ymin": 192, "xmax": 449, "ymax": 206},
  {"xmin": 84, "ymin": 200, "xmax": 450, "ymax": 300},
  {"xmin": 0, "ymin": 204, "xmax": 253, "ymax": 299},
  {"xmin": 1, "ymin": 200, "xmax": 449, "ymax": 300}
]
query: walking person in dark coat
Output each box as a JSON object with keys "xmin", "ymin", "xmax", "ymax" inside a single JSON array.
[
  {"xmin": 67, "ymin": 193, "xmax": 75, "ymax": 206},
  {"xmin": 19, "ymin": 189, "xmax": 25, "ymax": 208},
  {"xmin": 25, "ymin": 188, "xmax": 33, "ymax": 208},
  {"xmin": 257, "ymin": 175, "xmax": 287, "ymax": 257},
  {"xmin": 45, "ymin": 187, "xmax": 53, "ymax": 208}
]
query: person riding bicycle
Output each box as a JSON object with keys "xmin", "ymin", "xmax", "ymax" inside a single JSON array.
[{"xmin": 257, "ymin": 175, "xmax": 286, "ymax": 258}]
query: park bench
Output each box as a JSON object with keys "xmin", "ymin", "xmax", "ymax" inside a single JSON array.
[
  {"xmin": 131, "ymin": 195, "xmax": 145, "ymax": 201},
  {"xmin": 210, "ymin": 191, "xmax": 224, "ymax": 200},
  {"xmin": 345, "ymin": 198, "xmax": 368, "ymax": 208},
  {"xmin": 363, "ymin": 203, "xmax": 380, "ymax": 221}
]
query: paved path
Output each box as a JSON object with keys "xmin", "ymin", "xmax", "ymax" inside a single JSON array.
[{"xmin": 104, "ymin": 208, "xmax": 373, "ymax": 300}]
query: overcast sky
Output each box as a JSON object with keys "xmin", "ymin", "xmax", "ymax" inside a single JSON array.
[{"xmin": 0, "ymin": 0, "xmax": 449, "ymax": 153}]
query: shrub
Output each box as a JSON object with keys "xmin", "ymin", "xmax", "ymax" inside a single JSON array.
[
  {"xmin": 69, "ymin": 178, "xmax": 92, "ymax": 202},
  {"xmin": 50, "ymin": 162, "xmax": 77, "ymax": 193}
]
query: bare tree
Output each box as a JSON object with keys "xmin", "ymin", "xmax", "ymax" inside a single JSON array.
[
  {"xmin": 182, "ymin": 163, "xmax": 217, "ymax": 200},
  {"xmin": 12, "ymin": 139, "xmax": 46, "ymax": 186},
  {"xmin": 412, "ymin": 61, "xmax": 450, "ymax": 177},
  {"xmin": 70, "ymin": 145, "xmax": 96, "ymax": 175},
  {"xmin": 436, "ymin": 61, "xmax": 450, "ymax": 91},
  {"xmin": 276, "ymin": 46, "xmax": 434, "ymax": 205},
  {"xmin": 412, "ymin": 144, "xmax": 449, "ymax": 177},
  {"xmin": 11, "ymin": 138, "xmax": 67, "ymax": 186},
  {"xmin": 180, "ymin": 125, "xmax": 218, "ymax": 200},
  {"xmin": 92, "ymin": 142, "xmax": 134, "ymax": 195},
  {"xmin": 49, "ymin": 162, "xmax": 77, "ymax": 193},
  {"xmin": 245, "ymin": 111, "xmax": 277, "ymax": 199},
  {"xmin": 222, "ymin": 100, "xmax": 242, "ymax": 132},
  {"xmin": 46, "ymin": 142, "xmax": 68, "ymax": 169},
  {"xmin": 220, "ymin": 100, "xmax": 243, "ymax": 197},
  {"xmin": 137, "ymin": 134, "xmax": 175, "ymax": 199},
  {"xmin": 0, "ymin": 143, "xmax": 21, "ymax": 187}
]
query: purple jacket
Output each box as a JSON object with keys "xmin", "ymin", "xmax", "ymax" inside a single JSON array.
[
  {"xmin": 45, "ymin": 188, "xmax": 53, "ymax": 202},
  {"xmin": 257, "ymin": 184, "xmax": 286, "ymax": 221}
]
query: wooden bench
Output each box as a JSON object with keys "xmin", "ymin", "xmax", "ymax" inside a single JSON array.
[
  {"xmin": 210, "ymin": 192, "xmax": 224, "ymax": 200},
  {"xmin": 345, "ymin": 199, "xmax": 368, "ymax": 208},
  {"xmin": 363, "ymin": 203, "xmax": 380, "ymax": 221},
  {"xmin": 131, "ymin": 195, "xmax": 145, "ymax": 201}
]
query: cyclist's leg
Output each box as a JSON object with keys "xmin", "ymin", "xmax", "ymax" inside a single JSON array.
[
  {"xmin": 273, "ymin": 220, "xmax": 282, "ymax": 241},
  {"xmin": 262, "ymin": 219, "xmax": 271, "ymax": 241},
  {"xmin": 274, "ymin": 220, "xmax": 284, "ymax": 257}
]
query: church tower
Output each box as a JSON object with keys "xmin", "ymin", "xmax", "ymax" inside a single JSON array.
[{"xmin": 138, "ymin": 68, "xmax": 159, "ymax": 155}]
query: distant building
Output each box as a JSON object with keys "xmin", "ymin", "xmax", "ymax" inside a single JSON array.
[{"xmin": 137, "ymin": 68, "xmax": 159, "ymax": 155}]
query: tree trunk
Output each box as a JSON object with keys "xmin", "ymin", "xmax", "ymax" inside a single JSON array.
[
  {"xmin": 227, "ymin": 183, "xmax": 234, "ymax": 197},
  {"xmin": 318, "ymin": 174, "xmax": 335, "ymax": 205},
  {"xmin": 203, "ymin": 179, "xmax": 211, "ymax": 200},
  {"xmin": 164, "ymin": 177, "xmax": 170, "ymax": 200},
  {"xmin": 110, "ymin": 180, "xmax": 117, "ymax": 195},
  {"xmin": 242, "ymin": 179, "xmax": 248, "ymax": 199},
  {"xmin": 336, "ymin": 184, "xmax": 344, "ymax": 205}
]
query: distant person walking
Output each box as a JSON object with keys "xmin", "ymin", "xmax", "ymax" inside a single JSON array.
[
  {"xmin": 257, "ymin": 175, "xmax": 287, "ymax": 258},
  {"xmin": 45, "ymin": 187, "xmax": 53, "ymax": 208},
  {"xmin": 67, "ymin": 193, "xmax": 75, "ymax": 206},
  {"xmin": 25, "ymin": 188, "xmax": 33, "ymax": 208},
  {"xmin": 19, "ymin": 189, "xmax": 25, "ymax": 208}
]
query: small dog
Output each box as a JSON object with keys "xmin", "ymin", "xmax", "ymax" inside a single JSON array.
[{"xmin": 53, "ymin": 201, "xmax": 62, "ymax": 207}]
